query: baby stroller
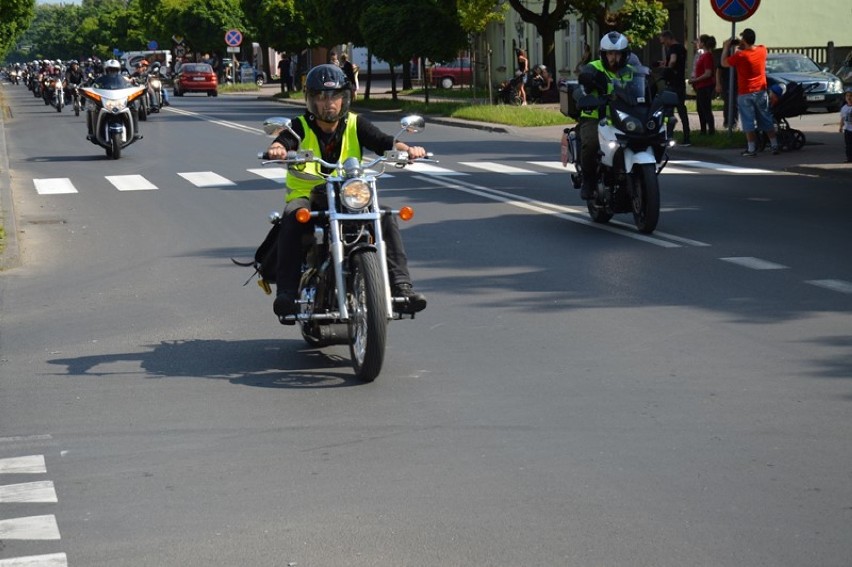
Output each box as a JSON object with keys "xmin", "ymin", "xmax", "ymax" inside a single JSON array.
[
  {"xmin": 495, "ymin": 72, "xmax": 524, "ymax": 105},
  {"xmin": 760, "ymin": 81, "xmax": 810, "ymax": 151}
]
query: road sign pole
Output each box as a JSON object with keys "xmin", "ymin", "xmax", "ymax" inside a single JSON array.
[{"xmin": 728, "ymin": 21, "xmax": 737, "ymax": 137}]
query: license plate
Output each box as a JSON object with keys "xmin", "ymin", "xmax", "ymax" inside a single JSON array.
[
  {"xmin": 192, "ymin": 77, "xmax": 206, "ymax": 81},
  {"xmin": 806, "ymin": 94, "xmax": 825, "ymax": 101}
]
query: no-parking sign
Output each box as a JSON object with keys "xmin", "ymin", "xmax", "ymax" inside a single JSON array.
[
  {"xmin": 225, "ymin": 29, "xmax": 243, "ymax": 47},
  {"xmin": 711, "ymin": 0, "xmax": 760, "ymax": 22}
]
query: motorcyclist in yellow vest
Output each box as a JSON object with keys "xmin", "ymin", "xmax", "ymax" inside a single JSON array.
[
  {"xmin": 266, "ymin": 64, "xmax": 428, "ymax": 318},
  {"xmin": 576, "ymin": 31, "xmax": 634, "ymax": 200}
]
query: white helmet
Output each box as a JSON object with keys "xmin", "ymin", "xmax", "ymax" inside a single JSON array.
[
  {"xmin": 599, "ymin": 31, "xmax": 630, "ymax": 70},
  {"xmin": 104, "ymin": 59, "xmax": 121, "ymax": 73}
]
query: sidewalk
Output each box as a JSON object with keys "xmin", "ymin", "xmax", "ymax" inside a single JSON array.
[{"xmin": 256, "ymin": 82, "xmax": 852, "ymax": 180}]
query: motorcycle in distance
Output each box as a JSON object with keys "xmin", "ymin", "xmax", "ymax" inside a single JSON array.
[
  {"xmin": 66, "ymin": 81, "xmax": 82, "ymax": 116},
  {"xmin": 562, "ymin": 65, "xmax": 678, "ymax": 234},
  {"xmin": 48, "ymin": 76, "xmax": 65, "ymax": 112},
  {"xmin": 145, "ymin": 63, "xmax": 167, "ymax": 113},
  {"xmin": 79, "ymin": 73, "xmax": 145, "ymax": 159},
  {"xmin": 239, "ymin": 115, "xmax": 429, "ymax": 383}
]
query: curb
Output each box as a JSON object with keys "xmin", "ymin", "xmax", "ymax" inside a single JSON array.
[{"xmin": 0, "ymin": 94, "xmax": 21, "ymax": 271}]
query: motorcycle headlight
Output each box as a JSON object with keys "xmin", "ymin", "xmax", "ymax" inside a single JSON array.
[
  {"xmin": 341, "ymin": 179, "xmax": 373, "ymax": 211},
  {"xmin": 616, "ymin": 110, "xmax": 644, "ymax": 133},
  {"xmin": 104, "ymin": 97, "xmax": 128, "ymax": 113}
]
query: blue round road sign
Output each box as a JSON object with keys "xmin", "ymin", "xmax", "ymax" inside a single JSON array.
[
  {"xmin": 148, "ymin": 40, "xmax": 158, "ymax": 50},
  {"xmin": 711, "ymin": 0, "xmax": 760, "ymax": 22},
  {"xmin": 225, "ymin": 29, "xmax": 243, "ymax": 47}
]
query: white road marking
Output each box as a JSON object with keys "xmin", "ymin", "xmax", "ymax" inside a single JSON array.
[
  {"xmin": 178, "ymin": 171, "xmax": 236, "ymax": 187},
  {"xmin": 0, "ymin": 553, "xmax": 68, "ymax": 567},
  {"xmin": 0, "ymin": 455, "xmax": 46, "ymax": 474},
  {"xmin": 670, "ymin": 160, "xmax": 778, "ymax": 174},
  {"xmin": 527, "ymin": 160, "xmax": 698, "ymax": 175},
  {"xmin": 105, "ymin": 174, "xmax": 158, "ymax": 191},
  {"xmin": 0, "ymin": 481, "xmax": 57, "ymax": 503},
  {"xmin": 720, "ymin": 257, "xmax": 789, "ymax": 270},
  {"xmin": 247, "ymin": 167, "xmax": 287, "ymax": 183},
  {"xmin": 33, "ymin": 179, "xmax": 77, "ymax": 195},
  {"xmin": 416, "ymin": 174, "xmax": 688, "ymax": 248},
  {"xmin": 164, "ymin": 107, "xmax": 263, "ymax": 135},
  {"xmin": 806, "ymin": 279, "xmax": 852, "ymax": 294},
  {"xmin": 405, "ymin": 162, "xmax": 467, "ymax": 176},
  {"xmin": 460, "ymin": 161, "xmax": 544, "ymax": 175},
  {"xmin": 0, "ymin": 515, "xmax": 61, "ymax": 540}
]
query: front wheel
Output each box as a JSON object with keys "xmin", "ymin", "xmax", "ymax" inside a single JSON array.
[
  {"xmin": 110, "ymin": 134, "xmax": 121, "ymax": 160},
  {"xmin": 347, "ymin": 251, "xmax": 388, "ymax": 383},
  {"xmin": 255, "ymin": 76, "xmax": 264, "ymax": 87},
  {"xmin": 440, "ymin": 77, "xmax": 454, "ymax": 89},
  {"xmin": 631, "ymin": 163, "xmax": 660, "ymax": 234}
]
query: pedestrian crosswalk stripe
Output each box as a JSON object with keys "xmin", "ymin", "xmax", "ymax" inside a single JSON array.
[
  {"xmin": 0, "ymin": 515, "xmax": 61, "ymax": 540},
  {"xmin": 670, "ymin": 160, "xmax": 775, "ymax": 174},
  {"xmin": 247, "ymin": 167, "xmax": 287, "ymax": 183},
  {"xmin": 33, "ymin": 179, "xmax": 77, "ymax": 195},
  {"xmin": 806, "ymin": 279, "xmax": 852, "ymax": 294},
  {"xmin": 720, "ymin": 256, "xmax": 789, "ymax": 270},
  {"xmin": 405, "ymin": 162, "xmax": 467, "ymax": 176},
  {"xmin": 0, "ymin": 481, "xmax": 57, "ymax": 503},
  {"xmin": 178, "ymin": 171, "xmax": 236, "ymax": 187},
  {"xmin": 527, "ymin": 161, "xmax": 576, "ymax": 172},
  {"xmin": 0, "ymin": 553, "xmax": 68, "ymax": 567},
  {"xmin": 106, "ymin": 174, "xmax": 158, "ymax": 191},
  {"xmin": 0, "ymin": 455, "xmax": 46, "ymax": 474},
  {"xmin": 460, "ymin": 161, "xmax": 545, "ymax": 175}
]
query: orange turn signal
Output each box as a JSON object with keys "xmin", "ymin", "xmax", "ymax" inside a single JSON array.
[
  {"xmin": 295, "ymin": 208, "xmax": 312, "ymax": 223},
  {"xmin": 398, "ymin": 206, "xmax": 414, "ymax": 221}
]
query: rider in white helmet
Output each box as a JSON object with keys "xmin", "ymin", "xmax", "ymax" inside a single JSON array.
[{"xmin": 575, "ymin": 31, "xmax": 637, "ymax": 200}]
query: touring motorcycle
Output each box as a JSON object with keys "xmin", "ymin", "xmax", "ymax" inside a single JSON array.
[
  {"xmin": 562, "ymin": 65, "xmax": 678, "ymax": 234},
  {"xmin": 233, "ymin": 115, "xmax": 428, "ymax": 382},
  {"xmin": 80, "ymin": 74, "xmax": 145, "ymax": 159}
]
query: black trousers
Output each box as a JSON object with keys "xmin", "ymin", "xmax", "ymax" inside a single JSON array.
[
  {"xmin": 695, "ymin": 85, "xmax": 716, "ymax": 134},
  {"xmin": 275, "ymin": 195, "xmax": 413, "ymax": 294}
]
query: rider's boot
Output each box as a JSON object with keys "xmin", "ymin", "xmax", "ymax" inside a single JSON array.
[{"xmin": 392, "ymin": 283, "xmax": 427, "ymax": 314}]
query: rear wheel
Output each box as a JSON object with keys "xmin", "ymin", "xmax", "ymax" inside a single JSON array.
[
  {"xmin": 255, "ymin": 76, "xmax": 264, "ymax": 86},
  {"xmin": 631, "ymin": 163, "xmax": 660, "ymax": 234},
  {"xmin": 347, "ymin": 251, "xmax": 387, "ymax": 383}
]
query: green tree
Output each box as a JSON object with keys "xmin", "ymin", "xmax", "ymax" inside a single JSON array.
[
  {"xmin": 159, "ymin": 0, "xmax": 246, "ymax": 59},
  {"xmin": 0, "ymin": 0, "xmax": 36, "ymax": 60},
  {"xmin": 361, "ymin": 0, "xmax": 465, "ymax": 97},
  {"xmin": 609, "ymin": 0, "xmax": 668, "ymax": 49},
  {"xmin": 508, "ymin": 0, "xmax": 615, "ymax": 74}
]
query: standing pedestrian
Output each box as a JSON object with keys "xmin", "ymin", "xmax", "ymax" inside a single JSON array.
[
  {"xmin": 840, "ymin": 87, "xmax": 852, "ymax": 163},
  {"xmin": 714, "ymin": 45, "xmax": 738, "ymax": 128},
  {"xmin": 688, "ymin": 35, "xmax": 716, "ymax": 136},
  {"xmin": 277, "ymin": 53, "xmax": 293, "ymax": 93},
  {"xmin": 721, "ymin": 28, "xmax": 779, "ymax": 156},
  {"xmin": 516, "ymin": 49, "xmax": 529, "ymax": 106},
  {"xmin": 658, "ymin": 30, "xmax": 691, "ymax": 145}
]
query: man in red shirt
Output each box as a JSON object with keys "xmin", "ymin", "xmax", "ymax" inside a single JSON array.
[{"xmin": 721, "ymin": 28, "xmax": 778, "ymax": 156}]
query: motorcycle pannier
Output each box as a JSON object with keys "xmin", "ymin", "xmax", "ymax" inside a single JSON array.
[{"xmin": 558, "ymin": 79, "xmax": 580, "ymax": 119}]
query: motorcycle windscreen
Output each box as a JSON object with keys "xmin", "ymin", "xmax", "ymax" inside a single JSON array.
[{"xmin": 611, "ymin": 65, "xmax": 651, "ymax": 105}]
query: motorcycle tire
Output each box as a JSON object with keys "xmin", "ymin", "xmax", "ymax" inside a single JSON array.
[
  {"xmin": 631, "ymin": 163, "xmax": 660, "ymax": 234},
  {"xmin": 110, "ymin": 135, "xmax": 121, "ymax": 160},
  {"xmin": 74, "ymin": 102, "xmax": 80, "ymax": 117},
  {"xmin": 139, "ymin": 107, "xmax": 147, "ymax": 121},
  {"xmin": 347, "ymin": 251, "xmax": 388, "ymax": 382}
]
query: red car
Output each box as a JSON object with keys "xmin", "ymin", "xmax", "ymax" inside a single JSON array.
[
  {"xmin": 432, "ymin": 58, "xmax": 472, "ymax": 89},
  {"xmin": 173, "ymin": 63, "xmax": 218, "ymax": 97}
]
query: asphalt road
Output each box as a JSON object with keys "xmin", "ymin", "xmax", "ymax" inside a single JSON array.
[{"xmin": 1, "ymin": 83, "xmax": 851, "ymax": 567}]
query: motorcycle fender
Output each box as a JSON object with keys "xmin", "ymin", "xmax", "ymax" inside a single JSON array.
[
  {"xmin": 597, "ymin": 123, "xmax": 618, "ymax": 167},
  {"xmin": 622, "ymin": 148, "xmax": 656, "ymax": 173},
  {"xmin": 346, "ymin": 243, "xmax": 378, "ymax": 267}
]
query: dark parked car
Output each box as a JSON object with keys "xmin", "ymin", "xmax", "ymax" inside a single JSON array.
[
  {"xmin": 173, "ymin": 63, "xmax": 218, "ymax": 97},
  {"xmin": 765, "ymin": 53, "xmax": 843, "ymax": 112}
]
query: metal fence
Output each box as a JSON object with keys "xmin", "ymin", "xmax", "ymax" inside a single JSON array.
[{"xmin": 767, "ymin": 41, "xmax": 852, "ymax": 71}]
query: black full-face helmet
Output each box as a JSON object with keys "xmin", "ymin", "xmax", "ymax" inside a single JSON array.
[{"xmin": 304, "ymin": 63, "xmax": 352, "ymax": 122}]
